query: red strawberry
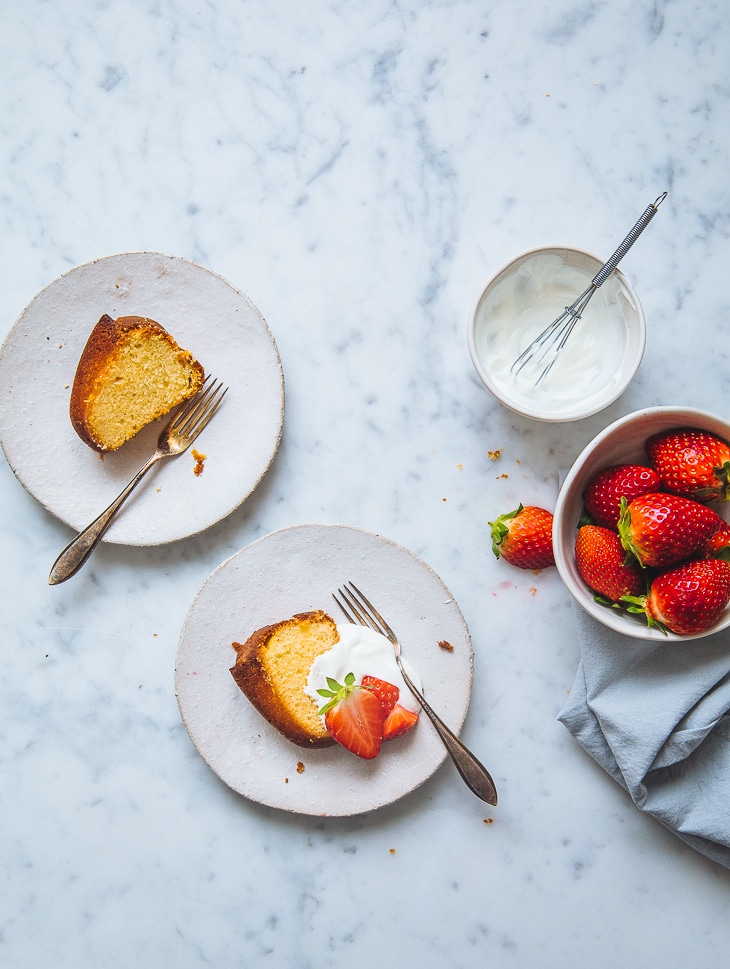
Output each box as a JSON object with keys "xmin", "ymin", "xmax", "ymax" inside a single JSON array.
[
  {"xmin": 622, "ymin": 559, "xmax": 730, "ymax": 635},
  {"xmin": 584, "ymin": 463, "xmax": 661, "ymax": 529},
  {"xmin": 489, "ymin": 504, "xmax": 555, "ymax": 570},
  {"xmin": 361, "ymin": 675, "xmax": 399, "ymax": 717},
  {"xmin": 645, "ymin": 428, "xmax": 730, "ymax": 502},
  {"xmin": 317, "ymin": 673, "xmax": 384, "ymax": 759},
  {"xmin": 703, "ymin": 519, "xmax": 730, "ymax": 562},
  {"xmin": 575, "ymin": 525, "xmax": 645, "ymax": 602},
  {"xmin": 383, "ymin": 704, "xmax": 419, "ymax": 740},
  {"xmin": 617, "ymin": 492, "xmax": 722, "ymax": 568}
]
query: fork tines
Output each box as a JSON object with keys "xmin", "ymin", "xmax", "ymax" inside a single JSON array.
[
  {"xmin": 333, "ymin": 584, "xmax": 364, "ymax": 627},
  {"xmin": 174, "ymin": 376, "xmax": 228, "ymax": 436},
  {"xmin": 333, "ymin": 582, "xmax": 393, "ymax": 641}
]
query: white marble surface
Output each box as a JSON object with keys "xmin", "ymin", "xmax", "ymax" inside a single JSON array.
[{"xmin": 1, "ymin": 1, "xmax": 729, "ymax": 966}]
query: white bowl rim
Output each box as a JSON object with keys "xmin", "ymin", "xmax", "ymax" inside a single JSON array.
[
  {"xmin": 467, "ymin": 245, "xmax": 647, "ymax": 423},
  {"xmin": 553, "ymin": 405, "xmax": 730, "ymax": 642}
]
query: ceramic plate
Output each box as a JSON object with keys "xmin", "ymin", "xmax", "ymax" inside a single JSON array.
[
  {"xmin": 0, "ymin": 252, "xmax": 284, "ymax": 545},
  {"xmin": 175, "ymin": 523, "xmax": 474, "ymax": 816}
]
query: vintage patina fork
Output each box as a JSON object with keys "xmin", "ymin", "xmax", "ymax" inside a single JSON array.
[
  {"xmin": 333, "ymin": 582, "xmax": 498, "ymax": 806},
  {"xmin": 49, "ymin": 376, "xmax": 227, "ymax": 585}
]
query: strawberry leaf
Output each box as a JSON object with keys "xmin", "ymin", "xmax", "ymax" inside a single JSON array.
[
  {"xmin": 592, "ymin": 593, "xmax": 622, "ymax": 609},
  {"xmin": 617, "ymin": 496, "xmax": 645, "ymax": 568},
  {"xmin": 714, "ymin": 460, "xmax": 730, "ymax": 501},
  {"xmin": 488, "ymin": 504, "xmax": 522, "ymax": 559},
  {"xmin": 316, "ymin": 673, "xmax": 359, "ymax": 716},
  {"xmin": 620, "ymin": 593, "xmax": 669, "ymax": 635}
]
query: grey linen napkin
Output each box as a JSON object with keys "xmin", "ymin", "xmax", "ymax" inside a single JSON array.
[{"xmin": 558, "ymin": 603, "xmax": 730, "ymax": 868}]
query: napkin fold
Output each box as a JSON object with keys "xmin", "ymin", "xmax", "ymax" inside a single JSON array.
[{"xmin": 558, "ymin": 604, "xmax": 730, "ymax": 869}]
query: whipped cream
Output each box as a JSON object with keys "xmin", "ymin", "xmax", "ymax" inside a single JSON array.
[
  {"xmin": 304, "ymin": 624, "xmax": 421, "ymax": 715},
  {"xmin": 473, "ymin": 252, "xmax": 639, "ymax": 419}
]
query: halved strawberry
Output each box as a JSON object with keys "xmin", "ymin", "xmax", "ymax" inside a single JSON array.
[
  {"xmin": 317, "ymin": 673, "xmax": 384, "ymax": 759},
  {"xmin": 361, "ymin": 675, "xmax": 399, "ymax": 718},
  {"xmin": 583, "ymin": 463, "xmax": 661, "ymax": 529},
  {"xmin": 617, "ymin": 493, "xmax": 722, "ymax": 568},
  {"xmin": 489, "ymin": 504, "xmax": 555, "ymax": 570},
  {"xmin": 622, "ymin": 559, "xmax": 730, "ymax": 635},
  {"xmin": 645, "ymin": 428, "xmax": 730, "ymax": 502},
  {"xmin": 383, "ymin": 704, "xmax": 419, "ymax": 740},
  {"xmin": 575, "ymin": 525, "xmax": 645, "ymax": 603}
]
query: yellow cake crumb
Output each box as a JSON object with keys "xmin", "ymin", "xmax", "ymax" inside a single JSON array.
[{"xmin": 192, "ymin": 448, "xmax": 206, "ymax": 476}]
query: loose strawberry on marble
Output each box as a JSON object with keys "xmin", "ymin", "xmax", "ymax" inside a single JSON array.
[
  {"xmin": 622, "ymin": 558, "xmax": 730, "ymax": 635},
  {"xmin": 617, "ymin": 492, "xmax": 722, "ymax": 568},
  {"xmin": 317, "ymin": 673, "xmax": 384, "ymax": 760},
  {"xmin": 583, "ymin": 463, "xmax": 661, "ymax": 529},
  {"xmin": 645, "ymin": 428, "xmax": 730, "ymax": 503},
  {"xmin": 575, "ymin": 525, "xmax": 645, "ymax": 603},
  {"xmin": 489, "ymin": 504, "xmax": 555, "ymax": 570}
]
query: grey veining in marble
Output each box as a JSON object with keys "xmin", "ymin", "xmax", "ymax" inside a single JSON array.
[{"xmin": 1, "ymin": 1, "xmax": 730, "ymax": 967}]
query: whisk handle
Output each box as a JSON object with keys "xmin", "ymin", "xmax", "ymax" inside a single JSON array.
[{"xmin": 592, "ymin": 191, "xmax": 667, "ymax": 288}]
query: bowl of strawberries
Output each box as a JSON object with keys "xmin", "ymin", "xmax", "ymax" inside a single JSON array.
[{"xmin": 553, "ymin": 407, "xmax": 730, "ymax": 641}]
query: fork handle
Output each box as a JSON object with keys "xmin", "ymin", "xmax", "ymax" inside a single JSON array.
[
  {"xmin": 48, "ymin": 453, "xmax": 161, "ymax": 585},
  {"xmin": 398, "ymin": 663, "xmax": 498, "ymax": 806}
]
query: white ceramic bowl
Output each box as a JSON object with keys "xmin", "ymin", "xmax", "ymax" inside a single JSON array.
[
  {"xmin": 468, "ymin": 246, "xmax": 646, "ymax": 422},
  {"xmin": 553, "ymin": 406, "xmax": 730, "ymax": 641}
]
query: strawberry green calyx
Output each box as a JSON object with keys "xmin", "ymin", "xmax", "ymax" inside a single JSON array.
[
  {"xmin": 316, "ymin": 672, "xmax": 358, "ymax": 715},
  {"xmin": 593, "ymin": 594, "xmax": 625, "ymax": 610},
  {"xmin": 686, "ymin": 460, "xmax": 730, "ymax": 503},
  {"xmin": 490, "ymin": 504, "xmax": 523, "ymax": 558},
  {"xmin": 712, "ymin": 460, "xmax": 730, "ymax": 502},
  {"xmin": 711, "ymin": 544, "xmax": 730, "ymax": 563},
  {"xmin": 617, "ymin": 496, "xmax": 645, "ymax": 568},
  {"xmin": 619, "ymin": 593, "xmax": 669, "ymax": 635}
]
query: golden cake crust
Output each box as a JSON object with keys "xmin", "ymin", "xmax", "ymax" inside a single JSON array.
[
  {"xmin": 69, "ymin": 314, "xmax": 205, "ymax": 452},
  {"xmin": 230, "ymin": 610, "xmax": 339, "ymax": 748}
]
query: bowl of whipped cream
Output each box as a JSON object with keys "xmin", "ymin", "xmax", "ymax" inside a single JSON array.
[{"xmin": 467, "ymin": 246, "xmax": 646, "ymax": 422}]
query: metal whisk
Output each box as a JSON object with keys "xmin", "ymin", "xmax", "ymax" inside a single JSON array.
[{"xmin": 510, "ymin": 191, "xmax": 667, "ymax": 386}]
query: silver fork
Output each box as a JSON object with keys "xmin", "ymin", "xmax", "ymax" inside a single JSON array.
[
  {"xmin": 333, "ymin": 582, "xmax": 498, "ymax": 806},
  {"xmin": 48, "ymin": 376, "xmax": 227, "ymax": 585}
]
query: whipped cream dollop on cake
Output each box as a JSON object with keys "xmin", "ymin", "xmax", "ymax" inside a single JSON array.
[{"xmin": 305, "ymin": 624, "xmax": 421, "ymax": 715}]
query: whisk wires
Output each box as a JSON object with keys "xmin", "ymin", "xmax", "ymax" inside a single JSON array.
[{"xmin": 510, "ymin": 282, "xmax": 596, "ymax": 385}]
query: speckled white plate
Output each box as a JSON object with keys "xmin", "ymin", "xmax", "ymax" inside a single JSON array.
[
  {"xmin": 175, "ymin": 523, "xmax": 474, "ymax": 816},
  {"xmin": 0, "ymin": 252, "xmax": 284, "ymax": 545}
]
